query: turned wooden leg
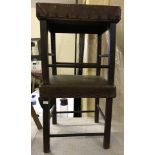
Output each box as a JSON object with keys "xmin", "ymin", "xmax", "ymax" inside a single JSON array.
[{"xmin": 103, "ymin": 98, "xmax": 113, "ymax": 149}]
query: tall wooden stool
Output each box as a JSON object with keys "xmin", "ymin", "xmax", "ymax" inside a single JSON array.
[{"xmin": 36, "ymin": 3, "xmax": 121, "ymax": 153}]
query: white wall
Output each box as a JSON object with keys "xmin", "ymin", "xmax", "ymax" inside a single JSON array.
[
  {"xmin": 31, "ymin": 8, "xmax": 40, "ymax": 38},
  {"xmin": 31, "ymin": 0, "xmax": 83, "ymax": 7}
]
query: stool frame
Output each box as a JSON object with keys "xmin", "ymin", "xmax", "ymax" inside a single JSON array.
[{"xmin": 36, "ymin": 3, "xmax": 120, "ymax": 153}]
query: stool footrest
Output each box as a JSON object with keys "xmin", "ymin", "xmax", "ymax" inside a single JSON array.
[
  {"xmin": 56, "ymin": 110, "xmax": 94, "ymax": 114},
  {"xmin": 50, "ymin": 133, "xmax": 104, "ymax": 137}
]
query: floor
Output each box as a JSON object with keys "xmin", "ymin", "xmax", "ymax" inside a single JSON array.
[{"xmin": 31, "ymin": 114, "xmax": 123, "ymax": 155}]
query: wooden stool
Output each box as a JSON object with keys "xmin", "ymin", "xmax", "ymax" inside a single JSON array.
[{"xmin": 36, "ymin": 3, "xmax": 121, "ymax": 153}]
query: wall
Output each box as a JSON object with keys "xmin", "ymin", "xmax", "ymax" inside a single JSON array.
[
  {"xmin": 31, "ymin": 5, "xmax": 76, "ymax": 75},
  {"xmin": 85, "ymin": 0, "xmax": 124, "ymax": 120},
  {"xmin": 109, "ymin": 0, "xmax": 124, "ymax": 124}
]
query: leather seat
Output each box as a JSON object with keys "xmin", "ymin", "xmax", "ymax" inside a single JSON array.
[{"xmin": 39, "ymin": 75, "xmax": 116, "ymax": 98}]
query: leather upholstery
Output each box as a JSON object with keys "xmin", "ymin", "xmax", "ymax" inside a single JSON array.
[
  {"xmin": 39, "ymin": 75, "xmax": 116, "ymax": 98},
  {"xmin": 36, "ymin": 3, "xmax": 121, "ymax": 23}
]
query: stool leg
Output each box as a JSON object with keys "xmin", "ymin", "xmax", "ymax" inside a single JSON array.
[
  {"xmin": 74, "ymin": 98, "xmax": 82, "ymax": 117},
  {"xmin": 95, "ymin": 34, "xmax": 102, "ymax": 123},
  {"xmin": 95, "ymin": 98, "xmax": 99, "ymax": 123},
  {"xmin": 103, "ymin": 98, "xmax": 113, "ymax": 149},
  {"xmin": 39, "ymin": 99, "xmax": 51, "ymax": 153},
  {"xmin": 52, "ymin": 99, "xmax": 57, "ymax": 124}
]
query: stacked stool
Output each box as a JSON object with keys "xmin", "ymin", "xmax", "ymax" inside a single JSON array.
[{"xmin": 36, "ymin": 3, "xmax": 121, "ymax": 153}]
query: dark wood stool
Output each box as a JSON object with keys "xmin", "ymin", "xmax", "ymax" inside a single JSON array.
[{"xmin": 36, "ymin": 3, "xmax": 121, "ymax": 153}]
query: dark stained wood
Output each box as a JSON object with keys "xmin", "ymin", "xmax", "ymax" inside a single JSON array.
[
  {"xmin": 95, "ymin": 98, "xmax": 100, "ymax": 123},
  {"xmin": 108, "ymin": 24, "xmax": 116, "ymax": 84},
  {"xmin": 49, "ymin": 21, "xmax": 109, "ymax": 34},
  {"xmin": 48, "ymin": 63, "xmax": 109, "ymax": 68},
  {"xmin": 96, "ymin": 34, "xmax": 102, "ymax": 76},
  {"xmin": 74, "ymin": 33, "xmax": 77, "ymax": 74},
  {"xmin": 56, "ymin": 110, "xmax": 94, "ymax": 113},
  {"xmin": 74, "ymin": 33, "xmax": 85, "ymax": 117},
  {"xmin": 50, "ymin": 33, "xmax": 57, "ymax": 75},
  {"xmin": 50, "ymin": 33, "xmax": 57, "ymax": 123},
  {"xmin": 78, "ymin": 34, "xmax": 85, "ymax": 75},
  {"xmin": 36, "ymin": 3, "xmax": 120, "ymax": 34},
  {"xmin": 40, "ymin": 20, "xmax": 49, "ymax": 84},
  {"xmin": 95, "ymin": 34, "xmax": 102, "ymax": 123},
  {"xmin": 36, "ymin": 3, "xmax": 120, "ymax": 152},
  {"xmin": 103, "ymin": 98, "xmax": 113, "ymax": 149},
  {"xmin": 50, "ymin": 133, "xmax": 104, "ymax": 137},
  {"xmin": 39, "ymin": 98, "xmax": 50, "ymax": 153},
  {"xmin": 36, "ymin": 3, "xmax": 121, "ymax": 23},
  {"xmin": 74, "ymin": 98, "xmax": 81, "ymax": 117},
  {"xmin": 52, "ymin": 99, "xmax": 57, "ymax": 124}
]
